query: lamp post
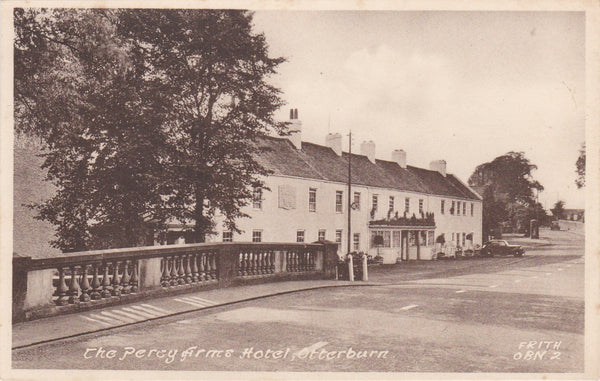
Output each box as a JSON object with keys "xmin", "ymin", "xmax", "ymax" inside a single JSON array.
[{"xmin": 347, "ymin": 131, "xmax": 352, "ymax": 256}]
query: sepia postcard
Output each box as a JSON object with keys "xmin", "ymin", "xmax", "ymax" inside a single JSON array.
[{"xmin": 1, "ymin": 0, "xmax": 599, "ymax": 380}]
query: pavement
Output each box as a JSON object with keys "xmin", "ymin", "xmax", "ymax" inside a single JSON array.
[{"xmin": 12, "ymin": 278, "xmax": 375, "ymax": 349}]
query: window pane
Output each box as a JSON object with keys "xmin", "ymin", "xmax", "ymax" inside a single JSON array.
[
  {"xmin": 392, "ymin": 231, "xmax": 401, "ymax": 247},
  {"xmin": 309, "ymin": 188, "xmax": 316, "ymax": 212},
  {"xmin": 335, "ymin": 191, "xmax": 343, "ymax": 213}
]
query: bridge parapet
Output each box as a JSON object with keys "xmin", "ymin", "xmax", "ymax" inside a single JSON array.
[{"xmin": 13, "ymin": 241, "xmax": 339, "ymax": 322}]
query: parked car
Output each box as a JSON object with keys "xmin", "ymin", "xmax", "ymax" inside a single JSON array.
[{"xmin": 480, "ymin": 240, "xmax": 525, "ymax": 257}]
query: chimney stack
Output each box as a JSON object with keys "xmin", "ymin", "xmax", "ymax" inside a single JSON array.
[
  {"xmin": 429, "ymin": 160, "xmax": 447, "ymax": 177},
  {"xmin": 391, "ymin": 149, "xmax": 407, "ymax": 168},
  {"xmin": 288, "ymin": 108, "xmax": 302, "ymax": 150},
  {"xmin": 360, "ymin": 140, "xmax": 376, "ymax": 163},
  {"xmin": 326, "ymin": 133, "xmax": 342, "ymax": 156}
]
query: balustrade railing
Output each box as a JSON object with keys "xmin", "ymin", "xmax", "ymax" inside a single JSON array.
[{"xmin": 13, "ymin": 241, "xmax": 338, "ymax": 322}]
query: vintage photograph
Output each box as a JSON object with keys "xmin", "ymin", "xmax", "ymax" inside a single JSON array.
[{"xmin": 3, "ymin": 1, "xmax": 598, "ymax": 378}]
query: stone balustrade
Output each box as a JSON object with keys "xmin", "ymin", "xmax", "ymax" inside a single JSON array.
[{"xmin": 13, "ymin": 241, "xmax": 338, "ymax": 322}]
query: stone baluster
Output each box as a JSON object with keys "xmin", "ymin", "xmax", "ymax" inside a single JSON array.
[
  {"xmin": 177, "ymin": 255, "xmax": 185, "ymax": 285},
  {"xmin": 242, "ymin": 252, "xmax": 248, "ymax": 276},
  {"xmin": 130, "ymin": 260, "xmax": 139, "ymax": 292},
  {"xmin": 264, "ymin": 251, "xmax": 271, "ymax": 274},
  {"xmin": 285, "ymin": 252, "xmax": 291, "ymax": 272},
  {"xmin": 191, "ymin": 254, "xmax": 199, "ymax": 282},
  {"xmin": 184, "ymin": 254, "xmax": 193, "ymax": 284},
  {"xmin": 310, "ymin": 251, "xmax": 315, "ymax": 270},
  {"xmin": 198, "ymin": 253, "xmax": 206, "ymax": 281},
  {"xmin": 253, "ymin": 252, "xmax": 259, "ymax": 275},
  {"xmin": 210, "ymin": 252, "xmax": 217, "ymax": 279},
  {"xmin": 56, "ymin": 267, "xmax": 69, "ymax": 306},
  {"xmin": 237, "ymin": 253, "xmax": 243, "ymax": 276},
  {"xmin": 120, "ymin": 261, "xmax": 131, "ymax": 294},
  {"xmin": 202, "ymin": 253, "xmax": 211, "ymax": 280},
  {"xmin": 169, "ymin": 256, "xmax": 178, "ymax": 286},
  {"xmin": 68, "ymin": 265, "xmax": 81, "ymax": 304},
  {"xmin": 161, "ymin": 258, "xmax": 170, "ymax": 287},
  {"xmin": 90, "ymin": 263, "xmax": 102, "ymax": 300},
  {"xmin": 101, "ymin": 262, "xmax": 112, "ymax": 298},
  {"xmin": 79, "ymin": 264, "xmax": 91, "ymax": 302},
  {"xmin": 111, "ymin": 261, "xmax": 122, "ymax": 296},
  {"xmin": 293, "ymin": 251, "xmax": 299, "ymax": 272},
  {"xmin": 251, "ymin": 252, "xmax": 258, "ymax": 275},
  {"xmin": 257, "ymin": 252, "xmax": 263, "ymax": 274},
  {"xmin": 270, "ymin": 251, "xmax": 275, "ymax": 273},
  {"xmin": 262, "ymin": 251, "xmax": 268, "ymax": 274}
]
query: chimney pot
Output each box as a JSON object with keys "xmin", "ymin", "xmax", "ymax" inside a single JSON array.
[
  {"xmin": 429, "ymin": 160, "xmax": 447, "ymax": 177},
  {"xmin": 326, "ymin": 133, "xmax": 342, "ymax": 156},
  {"xmin": 288, "ymin": 108, "xmax": 302, "ymax": 149},
  {"xmin": 360, "ymin": 140, "xmax": 376, "ymax": 163},
  {"xmin": 392, "ymin": 149, "xmax": 407, "ymax": 168}
]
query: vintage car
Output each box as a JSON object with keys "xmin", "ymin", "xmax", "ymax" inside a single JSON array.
[{"xmin": 480, "ymin": 240, "xmax": 525, "ymax": 257}]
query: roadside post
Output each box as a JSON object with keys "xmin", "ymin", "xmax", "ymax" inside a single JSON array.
[
  {"xmin": 347, "ymin": 254, "xmax": 354, "ymax": 282},
  {"xmin": 362, "ymin": 253, "xmax": 368, "ymax": 281}
]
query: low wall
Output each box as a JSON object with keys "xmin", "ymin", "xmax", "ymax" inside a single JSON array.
[{"xmin": 13, "ymin": 241, "xmax": 339, "ymax": 322}]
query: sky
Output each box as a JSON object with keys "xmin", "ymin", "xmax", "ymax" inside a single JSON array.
[{"xmin": 251, "ymin": 11, "xmax": 586, "ymax": 210}]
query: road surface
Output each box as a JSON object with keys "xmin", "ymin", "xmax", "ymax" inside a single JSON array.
[{"xmin": 13, "ymin": 229, "xmax": 584, "ymax": 372}]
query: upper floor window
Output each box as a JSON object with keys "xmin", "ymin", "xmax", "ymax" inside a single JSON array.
[
  {"xmin": 463, "ymin": 202, "xmax": 467, "ymax": 215},
  {"xmin": 441, "ymin": 200, "xmax": 445, "ymax": 214},
  {"xmin": 456, "ymin": 201, "xmax": 461, "ymax": 216},
  {"xmin": 471, "ymin": 203, "xmax": 474, "ymax": 216},
  {"xmin": 297, "ymin": 230, "xmax": 305, "ymax": 243},
  {"xmin": 252, "ymin": 230, "xmax": 262, "ymax": 243},
  {"xmin": 389, "ymin": 196, "xmax": 394, "ymax": 211},
  {"xmin": 419, "ymin": 199, "xmax": 424, "ymax": 214},
  {"xmin": 309, "ymin": 188, "xmax": 317, "ymax": 212},
  {"xmin": 353, "ymin": 233, "xmax": 360, "ymax": 251},
  {"xmin": 451, "ymin": 201, "xmax": 455, "ymax": 215},
  {"xmin": 335, "ymin": 191, "xmax": 343, "ymax": 213},
  {"xmin": 353, "ymin": 192, "xmax": 361, "ymax": 210},
  {"xmin": 405, "ymin": 197, "xmax": 410, "ymax": 214},
  {"xmin": 318, "ymin": 229, "xmax": 326, "ymax": 241},
  {"xmin": 222, "ymin": 231, "xmax": 233, "ymax": 242},
  {"xmin": 252, "ymin": 186, "xmax": 262, "ymax": 209},
  {"xmin": 372, "ymin": 194, "xmax": 378, "ymax": 212}
]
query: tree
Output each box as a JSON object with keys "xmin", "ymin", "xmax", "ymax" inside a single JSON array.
[
  {"xmin": 469, "ymin": 152, "xmax": 544, "ymax": 238},
  {"xmin": 118, "ymin": 9, "xmax": 287, "ymax": 242},
  {"xmin": 551, "ymin": 200, "xmax": 566, "ymax": 221},
  {"xmin": 14, "ymin": 9, "xmax": 286, "ymax": 250},
  {"xmin": 15, "ymin": 9, "xmax": 177, "ymax": 251},
  {"xmin": 575, "ymin": 142, "xmax": 585, "ymax": 188}
]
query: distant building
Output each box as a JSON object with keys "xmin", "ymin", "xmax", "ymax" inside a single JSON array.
[{"xmin": 563, "ymin": 209, "xmax": 584, "ymax": 222}]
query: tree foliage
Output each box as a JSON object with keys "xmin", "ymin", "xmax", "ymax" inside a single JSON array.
[
  {"xmin": 575, "ymin": 142, "xmax": 585, "ymax": 188},
  {"xmin": 469, "ymin": 152, "xmax": 545, "ymax": 238},
  {"xmin": 14, "ymin": 9, "xmax": 286, "ymax": 251},
  {"xmin": 551, "ymin": 200, "xmax": 565, "ymax": 220}
]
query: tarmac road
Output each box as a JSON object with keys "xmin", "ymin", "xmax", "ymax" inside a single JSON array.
[{"xmin": 12, "ymin": 228, "xmax": 584, "ymax": 373}]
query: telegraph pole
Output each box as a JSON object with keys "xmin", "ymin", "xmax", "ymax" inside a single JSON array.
[{"xmin": 347, "ymin": 131, "xmax": 352, "ymax": 255}]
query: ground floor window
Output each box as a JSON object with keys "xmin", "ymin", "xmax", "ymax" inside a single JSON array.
[
  {"xmin": 370, "ymin": 230, "xmax": 391, "ymax": 248},
  {"xmin": 252, "ymin": 230, "xmax": 262, "ymax": 242},
  {"xmin": 318, "ymin": 229, "xmax": 326, "ymax": 241},
  {"xmin": 335, "ymin": 229, "xmax": 342, "ymax": 243},
  {"xmin": 427, "ymin": 231, "xmax": 434, "ymax": 246}
]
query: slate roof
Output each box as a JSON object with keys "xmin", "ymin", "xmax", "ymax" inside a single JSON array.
[{"xmin": 253, "ymin": 135, "xmax": 481, "ymax": 200}]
